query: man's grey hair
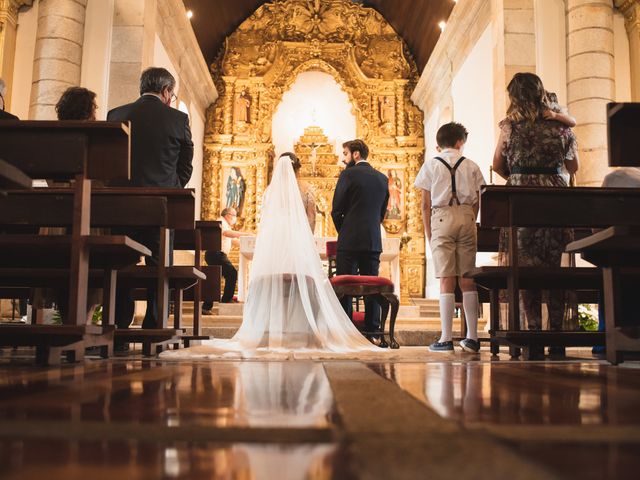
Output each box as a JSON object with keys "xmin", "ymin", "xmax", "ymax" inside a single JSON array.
[
  {"xmin": 221, "ymin": 207, "xmax": 237, "ymax": 217},
  {"xmin": 0, "ymin": 78, "xmax": 6, "ymax": 97},
  {"xmin": 139, "ymin": 67, "xmax": 175, "ymax": 96}
]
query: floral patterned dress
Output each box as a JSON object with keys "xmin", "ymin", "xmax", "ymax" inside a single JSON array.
[{"xmin": 498, "ymin": 118, "xmax": 578, "ymax": 330}]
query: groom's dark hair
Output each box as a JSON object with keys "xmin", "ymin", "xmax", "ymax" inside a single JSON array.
[{"xmin": 343, "ymin": 139, "xmax": 369, "ymax": 160}]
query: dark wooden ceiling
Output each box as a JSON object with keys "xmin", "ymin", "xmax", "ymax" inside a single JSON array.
[{"xmin": 182, "ymin": 0, "xmax": 455, "ymax": 72}]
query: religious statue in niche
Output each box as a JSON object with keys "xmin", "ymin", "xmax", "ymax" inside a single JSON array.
[
  {"xmin": 223, "ymin": 166, "xmax": 247, "ymax": 216},
  {"xmin": 379, "ymin": 95, "xmax": 396, "ymax": 136},
  {"xmin": 385, "ymin": 169, "xmax": 403, "ymax": 220},
  {"xmin": 234, "ymin": 90, "xmax": 251, "ymax": 123}
]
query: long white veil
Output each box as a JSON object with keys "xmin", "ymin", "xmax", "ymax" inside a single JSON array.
[{"xmin": 161, "ymin": 156, "xmax": 380, "ymax": 359}]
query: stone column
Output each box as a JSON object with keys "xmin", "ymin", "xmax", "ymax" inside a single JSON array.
[
  {"xmin": 615, "ymin": 0, "xmax": 640, "ymax": 100},
  {"xmin": 492, "ymin": 0, "xmax": 537, "ymax": 124},
  {"xmin": 567, "ymin": 0, "xmax": 615, "ymax": 185},
  {"xmin": 29, "ymin": 0, "xmax": 87, "ymax": 119},
  {"xmin": 0, "ymin": 0, "xmax": 33, "ymax": 105}
]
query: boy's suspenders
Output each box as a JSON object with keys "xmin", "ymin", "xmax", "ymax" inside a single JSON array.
[{"xmin": 434, "ymin": 156, "xmax": 466, "ymax": 206}]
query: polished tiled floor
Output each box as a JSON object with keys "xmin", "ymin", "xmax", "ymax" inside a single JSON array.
[{"xmin": 0, "ymin": 348, "xmax": 639, "ymax": 479}]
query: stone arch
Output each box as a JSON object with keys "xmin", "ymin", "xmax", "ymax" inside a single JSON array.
[{"xmin": 202, "ymin": 0, "xmax": 426, "ymax": 300}]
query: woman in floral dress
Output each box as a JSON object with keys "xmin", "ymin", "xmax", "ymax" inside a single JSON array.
[{"xmin": 492, "ymin": 73, "xmax": 579, "ymax": 332}]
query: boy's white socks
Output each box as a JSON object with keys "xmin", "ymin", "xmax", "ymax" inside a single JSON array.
[
  {"xmin": 463, "ymin": 291, "xmax": 479, "ymax": 341},
  {"xmin": 438, "ymin": 293, "xmax": 455, "ymax": 342}
]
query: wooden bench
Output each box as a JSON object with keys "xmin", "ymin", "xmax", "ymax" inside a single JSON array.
[
  {"xmin": 173, "ymin": 220, "xmax": 222, "ymax": 346},
  {"xmin": 464, "ymin": 186, "xmax": 640, "ymax": 358},
  {"xmin": 0, "ymin": 158, "xmax": 32, "ymax": 191},
  {"xmin": 0, "ymin": 121, "xmax": 134, "ymax": 363},
  {"xmin": 567, "ymin": 226, "xmax": 640, "ymax": 364},
  {"xmin": 96, "ymin": 188, "xmax": 206, "ymax": 355}
]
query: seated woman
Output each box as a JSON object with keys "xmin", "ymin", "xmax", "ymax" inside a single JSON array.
[
  {"xmin": 55, "ymin": 87, "xmax": 97, "ymax": 121},
  {"xmin": 492, "ymin": 73, "xmax": 579, "ymax": 342}
]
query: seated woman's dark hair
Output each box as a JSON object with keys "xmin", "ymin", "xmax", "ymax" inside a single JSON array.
[
  {"xmin": 280, "ymin": 152, "xmax": 301, "ymax": 173},
  {"xmin": 55, "ymin": 87, "xmax": 97, "ymax": 120}
]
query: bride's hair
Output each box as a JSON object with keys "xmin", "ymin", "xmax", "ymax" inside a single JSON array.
[{"xmin": 279, "ymin": 152, "xmax": 301, "ymax": 173}]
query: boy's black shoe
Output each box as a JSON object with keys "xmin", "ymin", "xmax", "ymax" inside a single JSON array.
[
  {"xmin": 460, "ymin": 338, "xmax": 480, "ymax": 353},
  {"xmin": 428, "ymin": 341, "xmax": 454, "ymax": 352}
]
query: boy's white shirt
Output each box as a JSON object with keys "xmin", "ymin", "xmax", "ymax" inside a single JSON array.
[{"xmin": 414, "ymin": 148, "xmax": 486, "ymax": 208}]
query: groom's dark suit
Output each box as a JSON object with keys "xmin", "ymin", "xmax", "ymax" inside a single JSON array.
[{"xmin": 331, "ymin": 161, "xmax": 389, "ymax": 332}]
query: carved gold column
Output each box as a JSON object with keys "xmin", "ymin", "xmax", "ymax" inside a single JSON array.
[
  {"xmin": 0, "ymin": 0, "xmax": 32, "ymax": 106},
  {"xmin": 222, "ymin": 77, "xmax": 235, "ymax": 135},
  {"xmin": 616, "ymin": 0, "xmax": 640, "ymax": 100},
  {"xmin": 395, "ymin": 82, "xmax": 407, "ymax": 137}
]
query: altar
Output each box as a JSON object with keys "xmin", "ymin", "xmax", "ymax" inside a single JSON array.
[{"xmin": 238, "ymin": 236, "xmax": 401, "ymax": 301}]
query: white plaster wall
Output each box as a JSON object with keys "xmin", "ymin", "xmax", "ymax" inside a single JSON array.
[
  {"xmin": 10, "ymin": 1, "xmax": 39, "ymax": 119},
  {"xmin": 81, "ymin": 0, "xmax": 115, "ymax": 120},
  {"xmin": 451, "ymin": 25, "xmax": 494, "ymax": 185},
  {"xmin": 153, "ymin": 34, "xmax": 180, "ymax": 92},
  {"xmin": 613, "ymin": 11, "xmax": 632, "ymax": 102},
  {"xmin": 187, "ymin": 101, "xmax": 204, "ymax": 220},
  {"xmin": 272, "ymin": 71, "xmax": 356, "ymax": 157},
  {"xmin": 534, "ymin": 0, "xmax": 567, "ymax": 106},
  {"xmin": 423, "ymin": 105, "xmax": 440, "ymax": 299}
]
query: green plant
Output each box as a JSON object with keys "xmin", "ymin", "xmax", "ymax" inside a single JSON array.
[
  {"xmin": 578, "ymin": 304, "xmax": 598, "ymax": 331},
  {"xmin": 92, "ymin": 305, "xmax": 103, "ymax": 325}
]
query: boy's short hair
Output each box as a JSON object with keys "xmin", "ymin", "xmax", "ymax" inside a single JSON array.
[
  {"xmin": 436, "ymin": 122, "xmax": 468, "ymax": 149},
  {"xmin": 342, "ymin": 139, "xmax": 369, "ymax": 160}
]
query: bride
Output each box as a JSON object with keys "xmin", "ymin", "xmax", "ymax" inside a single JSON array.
[{"xmin": 161, "ymin": 154, "xmax": 382, "ymax": 359}]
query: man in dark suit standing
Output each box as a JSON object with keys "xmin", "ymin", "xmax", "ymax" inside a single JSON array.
[
  {"xmin": 107, "ymin": 67, "xmax": 194, "ymax": 332},
  {"xmin": 331, "ymin": 139, "xmax": 389, "ymax": 342},
  {"xmin": 0, "ymin": 78, "xmax": 19, "ymax": 120}
]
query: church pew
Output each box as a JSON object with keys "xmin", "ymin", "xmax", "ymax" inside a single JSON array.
[
  {"xmin": 0, "ymin": 121, "xmax": 131, "ymax": 363},
  {"xmin": 0, "ymin": 192, "xmax": 164, "ymax": 363},
  {"xmin": 567, "ymin": 225, "xmax": 640, "ymax": 364},
  {"xmin": 173, "ymin": 220, "xmax": 222, "ymax": 346},
  {"xmin": 95, "ymin": 188, "xmax": 206, "ymax": 355},
  {"xmin": 3, "ymin": 186, "xmax": 206, "ymax": 356},
  {"xmin": 0, "ymin": 158, "xmax": 32, "ymax": 191},
  {"xmin": 464, "ymin": 185, "xmax": 640, "ymax": 358}
]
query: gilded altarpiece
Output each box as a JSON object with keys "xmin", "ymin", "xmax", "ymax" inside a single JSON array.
[{"xmin": 202, "ymin": 0, "xmax": 426, "ymax": 300}]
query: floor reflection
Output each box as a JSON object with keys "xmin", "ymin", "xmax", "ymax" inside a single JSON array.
[
  {"xmin": 370, "ymin": 362, "xmax": 640, "ymax": 425},
  {"xmin": 0, "ymin": 439, "xmax": 344, "ymax": 480},
  {"xmin": 0, "ymin": 361, "xmax": 336, "ymax": 428}
]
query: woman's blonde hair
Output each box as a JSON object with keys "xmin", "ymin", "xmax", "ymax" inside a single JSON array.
[{"xmin": 506, "ymin": 72, "xmax": 549, "ymax": 123}]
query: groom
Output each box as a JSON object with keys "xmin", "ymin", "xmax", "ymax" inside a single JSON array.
[{"xmin": 331, "ymin": 139, "xmax": 389, "ymax": 341}]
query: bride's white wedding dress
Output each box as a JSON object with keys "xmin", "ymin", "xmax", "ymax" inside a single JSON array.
[{"xmin": 161, "ymin": 156, "xmax": 383, "ymax": 360}]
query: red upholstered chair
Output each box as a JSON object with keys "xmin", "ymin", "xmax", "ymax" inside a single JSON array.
[
  {"xmin": 325, "ymin": 241, "xmax": 338, "ymax": 277},
  {"xmin": 330, "ymin": 275, "xmax": 399, "ymax": 349}
]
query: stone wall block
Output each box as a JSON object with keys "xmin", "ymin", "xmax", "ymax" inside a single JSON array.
[
  {"xmin": 37, "ymin": 16, "xmax": 85, "ymax": 45},
  {"xmin": 570, "ymin": 99, "xmax": 608, "ymax": 126},
  {"xmin": 567, "ymin": 52, "xmax": 614, "ymax": 80},
  {"xmin": 567, "ymin": 78, "xmax": 615, "ymax": 103},
  {"xmin": 504, "ymin": 33, "xmax": 537, "ymax": 65},
  {"xmin": 32, "ymin": 58, "xmax": 81, "ymax": 85},
  {"xmin": 113, "ymin": 0, "xmax": 144, "ymax": 26},
  {"xmin": 35, "ymin": 38, "xmax": 83, "ymax": 66},
  {"xmin": 568, "ymin": 0, "xmax": 613, "ymax": 9},
  {"xmin": 574, "ymin": 122, "xmax": 609, "ymax": 149},
  {"xmin": 567, "ymin": 4, "xmax": 614, "ymax": 31},
  {"xmin": 110, "ymin": 26, "xmax": 144, "ymax": 63},
  {"xmin": 108, "ymin": 62, "xmax": 142, "ymax": 107},
  {"xmin": 30, "ymin": 79, "xmax": 73, "ymax": 105},
  {"xmin": 505, "ymin": 9, "xmax": 535, "ymax": 34},
  {"xmin": 575, "ymin": 148, "xmax": 610, "ymax": 186},
  {"xmin": 504, "ymin": 0, "xmax": 534, "ymax": 8},
  {"xmin": 567, "ymin": 28, "xmax": 614, "ymax": 55},
  {"xmin": 38, "ymin": 0, "xmax": 87, "ymax": 21}
]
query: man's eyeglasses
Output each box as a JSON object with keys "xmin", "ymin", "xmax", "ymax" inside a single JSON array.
[{"xmin": 170, "ymin": 92, "xmax": 178, "ymax": 104}]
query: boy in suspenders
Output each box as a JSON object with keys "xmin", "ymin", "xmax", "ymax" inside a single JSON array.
[{"xmin": 414, "ymin": 123, "xmax": 486, "ymax": 353}]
